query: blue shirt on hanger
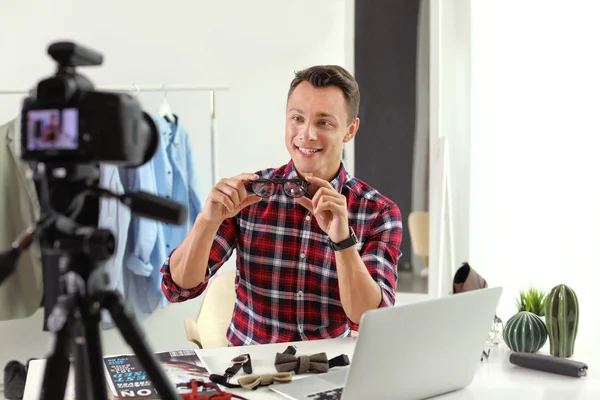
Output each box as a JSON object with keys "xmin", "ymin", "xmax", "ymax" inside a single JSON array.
[
  {"xmin": 151, "ymin": 113, "xmax": 203, "ymax": 258},
  {"xmin": 116, "ymin": 114, "xmax": 203, "ymax": 321},
  {"xmin": 149, "ymin": 114, "xmax": 203, "ymax": 306},
  {"xmin": 120, "ymin": 159, "xmax": 167, "ymax": 321},
  {"xmin": 97, "ymin": 164, "xmax": 132, "ymax": 329}
]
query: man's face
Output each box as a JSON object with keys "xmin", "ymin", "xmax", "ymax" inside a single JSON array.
[{"xmin": 285, "ymin": 81, "xmax": 359, "ymax": 181}]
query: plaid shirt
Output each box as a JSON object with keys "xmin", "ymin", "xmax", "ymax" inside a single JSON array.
[{"xmin": 161, "ymin": 160, "xmax": 402, "ymax": 346}]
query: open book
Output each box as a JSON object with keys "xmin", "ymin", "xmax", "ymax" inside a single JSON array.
[{"xmin": 102, "ymin": 349, "xmax": 217, "ymax": 398}]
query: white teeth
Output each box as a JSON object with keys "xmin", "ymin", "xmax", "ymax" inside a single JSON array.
[{"xmin": 299, "ymin": 147, "xmax": 321, "ymax": 154}]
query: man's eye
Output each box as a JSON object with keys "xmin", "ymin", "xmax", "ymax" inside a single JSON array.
[
  {"xmin": 292, "ymin": 116, "xmax": 303, "ymax": 122},
  {"xmin": 319, "ymin": 120, "xmax": 331, "ymax": 126}
]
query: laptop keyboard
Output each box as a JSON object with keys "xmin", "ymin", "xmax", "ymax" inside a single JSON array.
[{"xmin": 307, "ymin": 387, "xmax": 343, "ymax": 400}]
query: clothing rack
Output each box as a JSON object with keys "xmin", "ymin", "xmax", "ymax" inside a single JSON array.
[{"xmin": 0, "ymin": 84, "xmax": 229, "ymax": 187}]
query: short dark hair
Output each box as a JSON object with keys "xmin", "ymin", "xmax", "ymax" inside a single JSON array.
[{"xmin": 287, "ymin": 65, "xmax": 360, "ymax": 125}]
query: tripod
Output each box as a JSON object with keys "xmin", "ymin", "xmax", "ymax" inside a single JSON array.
[
  {"xmin": 0, "ymin": 162, "xmax": 189, "ymax": 400},
  {"xmin": 39, "ymin": 251, "xmax": 180, "ymax": 400}
]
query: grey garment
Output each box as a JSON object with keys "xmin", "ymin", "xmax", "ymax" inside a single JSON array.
[{"xmin": 0, "ymin": 117, "xmax": 43, "ymax": 320}]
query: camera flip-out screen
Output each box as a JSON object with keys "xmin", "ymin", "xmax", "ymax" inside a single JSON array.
[{"xmin": 26, "ymin": 108, "xmax": 79, "ymax": 151}]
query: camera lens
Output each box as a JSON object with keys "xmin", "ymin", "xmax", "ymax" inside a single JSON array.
[{"xmin": 132, "ymin": 112, "xmax": 160, "ymax": 168}]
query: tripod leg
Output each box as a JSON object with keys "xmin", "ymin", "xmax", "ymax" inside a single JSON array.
[
  {"xmin": 102, "ymin": 291, "xmax": 180, "ymax": 400},
  {"xmin": 73, "ymin": 323, "xmax": 93, "ymax": 400},
  {"xmin": 80, "ymin": 298, "xmax": 109, "ymax": 400},
  {"xmin": 38, "ymin": 296, "xmax": 76, "ymax": 400}
]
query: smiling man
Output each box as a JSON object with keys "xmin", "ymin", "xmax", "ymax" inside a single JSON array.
[{"xmin": 161, "ymin": 65, "xmax": 403, "ymax": 346}]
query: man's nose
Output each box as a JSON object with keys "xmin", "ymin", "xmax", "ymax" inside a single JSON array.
[
  {"xmin": 307, "ymin": 126, "xmax": 317, "ymax": 141},
  {"xmin": 297, "ymin": 124, "xmax": 317, "ymax": 141}
]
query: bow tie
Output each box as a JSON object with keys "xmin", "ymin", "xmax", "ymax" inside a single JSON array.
[
  {"xmin": 237, "ymin": 372, "xmax": 293, "ymax": 390},
  {"xmin": 274, "ymin": 346, "xmax": 350, "ymax": 374}
]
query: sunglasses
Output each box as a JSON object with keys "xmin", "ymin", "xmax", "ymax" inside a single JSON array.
[{"xmin": 248, "ymin": 178, "xmax": 310, "ymax": 198}]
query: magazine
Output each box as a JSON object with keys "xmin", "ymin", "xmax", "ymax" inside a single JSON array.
[{"xmin": 103, "ymin": 349, "xmax": 216, "ymax": 398}]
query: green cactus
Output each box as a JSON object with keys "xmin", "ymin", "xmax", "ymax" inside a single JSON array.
[
  {"xmin": 545, "ymin": 284, "xmax": 579, "ymax": 358},
  {"xmin": 503, "ymin": 311, "xmax": 548, "ymax": 353},
  {"xmin": 516, "ymin": 286, "xmax": 547, "ymax": 317}
]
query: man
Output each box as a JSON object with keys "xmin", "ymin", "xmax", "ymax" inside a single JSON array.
[
  {"xmin": 161, "ymin": 65, "xmax": 402, "ymax": 346},
  {"xmin": 42, "ymin": 114, "xmax": 61, "ymax": 143}
]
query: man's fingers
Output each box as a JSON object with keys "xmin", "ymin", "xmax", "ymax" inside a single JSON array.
[
  {"xmin": 306, "ymin": 176, "xmax": 334, "ymax": 189},
  {"xmin": 239, "ymin": 194, "xmax": 262, "ymax": 209},
  {"xmin": 216, "ymin": 181, "xmax": 241, "ymax": 206},
  {"xmin": 294, "ymin": 196, "xmax": 314, "ymax": 213},
  {"xmin": 211, "ymin": 190, "xmax": 235, "ymax": 212},
  {"xmin": 316, "ymin": 194, "xmax": 345, "ymax": 207},
  {"xmin": 314, "ymin": 195, "xmax": 345, "ymax": 215},
  {"xmin": 220, "ymin": 178, "xmax": 247, "ymax": 205},
  {"xmin": 312, "ymin": 187, "xmax": 340, "ymax": 209},
  {"xmin": 314, "ymin": 199, "xmax": 345, "ymax": 216},
  {"xmin": 234, "ymin": 172, "xmax": 259, "ymax": 181}
]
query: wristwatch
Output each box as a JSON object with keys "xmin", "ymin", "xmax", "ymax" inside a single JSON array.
[
  {"xmin": 328, "ymin": 227, "xmax": 358, "ymax": 251},
  {"xmin": 224, "ymin": 354, "xmax": 252, "ymax": 380}
]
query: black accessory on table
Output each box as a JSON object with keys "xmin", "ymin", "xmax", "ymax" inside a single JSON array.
[
  {"xmin": 274, "ymin": 345, "xmax": 350, "ymax": 374},
  {"xmin": 509, "ymin": 352, "xmax": 588, "ymax": 377},
  {"xmin": 327, "ymin": 227, "xmax": 358, "ymax": 251},
  {"xmin": 209, "ymin": 354, "xmax": 253, "ymax": 388}
]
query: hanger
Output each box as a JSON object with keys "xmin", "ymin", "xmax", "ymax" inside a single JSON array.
[{"xmin": 159, "ymin": 84, "xmax": 176, "ymax": 123}]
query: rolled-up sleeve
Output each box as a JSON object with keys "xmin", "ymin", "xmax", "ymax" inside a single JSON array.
[
  {"xmin": 360, "ymin": 203, "xmax": 403, "ymax": 308},
  {"xmin": 161, "ymin": 216, "xmax": 239, "ymax": 302},
  {"xmin": 347, "ymin": 203, "xmax": 402, "ymax": 331}
]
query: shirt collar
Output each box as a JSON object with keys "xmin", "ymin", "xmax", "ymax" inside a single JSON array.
[
  {"xmin": 282, "ymin": 159, "xmax": 349, "ymax": 193},
  {"xmin": 155, "ymin": 113, "xmax": 180, "ymax": 145}
]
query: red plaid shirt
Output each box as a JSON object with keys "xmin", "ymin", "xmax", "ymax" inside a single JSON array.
[{"xmin": 161, "ymin": 161, "xmax": 402, "ymax": 345}]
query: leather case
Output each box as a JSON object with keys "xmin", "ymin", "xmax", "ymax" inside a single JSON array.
[{"xmin": 509, "ymin": 352, "xmax": 588, "ymax": 377}]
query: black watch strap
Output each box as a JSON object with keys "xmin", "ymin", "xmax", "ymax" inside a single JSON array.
[
  {"xmin": 225, "ymin": 362, "xmax": 243, "ymax": 377},
  {"xmin": 328, "ymin": 227, "xmax": 358, "ymax": 251}
]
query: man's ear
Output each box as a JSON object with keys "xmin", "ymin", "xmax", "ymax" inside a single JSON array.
[
  {"xmin": 343, "ymin": 117, "xmax": 360, "ymax": 143},
  {"xmin": 344, "ymin": 118, "xmax": 360, "ymax": 143}
]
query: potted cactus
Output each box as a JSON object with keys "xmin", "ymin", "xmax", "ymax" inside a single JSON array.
[
  {"xmin": 515, "ymin": 286, "xmax": 547, "ymax": 317},
  {"xmin": 503, "ymin": 287, "xmax": 549, "ymax": 353},
  {"xmin": 545, "ymin": 284, "xmax": 580, "ymax": 358}
]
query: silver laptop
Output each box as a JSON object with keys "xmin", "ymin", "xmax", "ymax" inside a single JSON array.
[{"xmin": 269, "ymin": 286, "xmax": 502, "ymax": 400}]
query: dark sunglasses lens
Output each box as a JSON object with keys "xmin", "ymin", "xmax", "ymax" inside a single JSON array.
[
  {"xmin": 283, "ymin": 181, "xmax": 307, "ymax": 198},
  {"xmin": 252, "ymin": 181, "xmax": 275, "ymax": 197}
]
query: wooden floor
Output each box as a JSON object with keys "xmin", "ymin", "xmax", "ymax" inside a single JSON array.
[{"xmin": 397, "ymin": 271, "xmax": 428, "ymax": 294}]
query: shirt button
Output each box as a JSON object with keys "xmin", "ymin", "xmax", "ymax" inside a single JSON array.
[
  {"xmin": 300, "ymin": 253, "xmax": 306, "ymax": 259},
  {"xmin": 299, "ymin": 325, "xmax": 304, "ymax": 332},
  {"xmin": 297, "ymin": 290, "xmax": 304, "ymax": 298},
  {"xmin": 305, "ymin": 215, "xmax": 311, "ymax": 221}
]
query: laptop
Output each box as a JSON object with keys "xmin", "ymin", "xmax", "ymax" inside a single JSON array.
[{"xmin": 269, "ymin": 286, "xmax": 502, "ymax": 400}]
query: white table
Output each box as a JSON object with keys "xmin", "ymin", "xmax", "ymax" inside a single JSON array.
[{"xmin": 23, "ymin": 337, "xmax": 600, "ymax": 399}]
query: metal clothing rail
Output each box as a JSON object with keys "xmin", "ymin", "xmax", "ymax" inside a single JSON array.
[{"xmin": 0, "ymin": 83, "xmax": 229, "ymax": 187}]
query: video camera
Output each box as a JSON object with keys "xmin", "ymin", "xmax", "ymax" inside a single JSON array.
[
  {"xmin": 20, "ymin": 41, "xmax": 158, "ymax": 166},
  {"xmin": 0, "ymin": 41, "xmax": 183, "ymax": 400}
]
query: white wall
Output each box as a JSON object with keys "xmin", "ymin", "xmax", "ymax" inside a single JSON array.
[
  {"xmin": 468, "ymin": 0, "xmax": 600, "ymax": 349},
  {"xmin": 0, "ymin": 0, "xmax": 351, "ymax": 371}
]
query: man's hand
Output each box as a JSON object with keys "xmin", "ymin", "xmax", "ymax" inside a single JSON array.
[
  {"xmin": 200, "ymin": 173, "xmax": 262, "ymax": 224},
  {"xmin": 294, "ymin": 176, "xmax": 350, "ymax": 243}
]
